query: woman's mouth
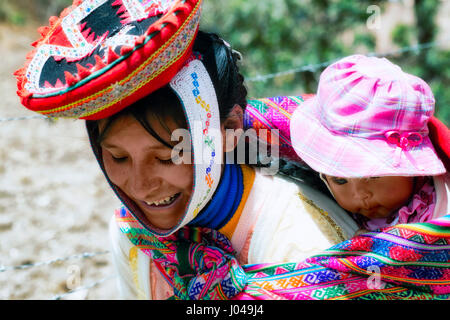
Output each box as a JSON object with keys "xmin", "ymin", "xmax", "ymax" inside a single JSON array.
[{"xmin": 141, "ymin": 193, "xmax": 182, "ymax": 210}]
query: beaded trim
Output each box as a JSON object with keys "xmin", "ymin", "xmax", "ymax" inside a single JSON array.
[{"xmin": 167, "ymin": 58, "xmax": 223, "ymax": 235}]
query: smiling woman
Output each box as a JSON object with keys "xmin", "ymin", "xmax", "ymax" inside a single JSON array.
[
  {"xmin": 87, "ymin": 86, "xmax": 192, "ymax": 231},
  {"xmin": 98, "ymin": 115, "xmax": 193, "ymax": 230}
]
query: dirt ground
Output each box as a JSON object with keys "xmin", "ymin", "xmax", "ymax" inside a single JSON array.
[{"xmin": 0, "ymin": 23, "xmax": 121, "ymax": 300}]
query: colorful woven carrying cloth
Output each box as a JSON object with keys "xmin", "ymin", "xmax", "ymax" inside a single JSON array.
[
  {"xmin": 15, "ymin": 0, "xmax": 202, "ymax": 120},
  {"xmin": 115, "ymin": 206, "xmax": 248, "ymax": 299},
  {"xmin": 238, "ymin": 214, "xmax": 450, "ymax": 300},
  {"xmin": 117, "ymin": 202, "xmax": 450, "ymax": 300},
  {"xmin": 244, "ymin": 94, "xmax": 314, "ymax": 163}
]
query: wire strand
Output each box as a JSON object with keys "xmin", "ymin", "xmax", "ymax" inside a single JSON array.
[
  {"xmin": 50, "ymin": 275, "xmax": 117, "ymax": 300},
  {"xmin": 246, "ymin": 40, "xmax": 446, "ymax": 82},
  {"xmin": 0, "ymin": 251, "xmax": 111, "ymax": 273}
]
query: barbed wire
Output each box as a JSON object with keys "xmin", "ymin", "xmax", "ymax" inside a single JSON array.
[
  {"xmin": 0, "ymin": 250, "xmax": 110, "ymax": 273},
  {"xmin": 1, "ymin": 250, "xmax": 114, "ymax": 299},
  {"xmin": 246, "ymin": 40, "xmax": 447, "ymax": 82},
  {"xmin": 51, "ymin": 275, "xmax": 117, "ymax": 300},
  {"xmin": 0, "ymin": 115, "xmax": 50, "ymax": 122}
]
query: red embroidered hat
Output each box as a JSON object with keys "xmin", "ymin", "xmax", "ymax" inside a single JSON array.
[{"xmin": 15, "ymin": 0, "xmax": 202, "ymax": 120}]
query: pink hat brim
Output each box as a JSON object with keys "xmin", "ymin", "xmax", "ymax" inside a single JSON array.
[{"xmin": 290, "ymin": 97, "xmax": 446, "ymax": 178}]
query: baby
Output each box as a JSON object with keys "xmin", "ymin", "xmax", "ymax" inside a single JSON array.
[{"xmin": 290, "ymin": 54, "xmax": 449, "ymax": 235}]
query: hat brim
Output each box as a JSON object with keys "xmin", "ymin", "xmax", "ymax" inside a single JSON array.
[{"xmin": 290, "ymin": 96, "xmax": 446, "ymax": 178}]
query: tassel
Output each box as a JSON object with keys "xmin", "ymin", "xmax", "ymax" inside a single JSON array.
[
  {"xmin": 86, "ymin": 32, "xmax": 96, "ymax": 43},
  {"xmin": 119, "ymin": 11, "xmax": 132, "ymax": 24},
  {"xmin": 37, "ymin": 26, "xmax": 50, "ymax": 37},
  {"xmin": 13, "ymin": 68, "xmax": 25, "ymax": 78},
  {"xmin": 76, "ymin": 63, "xmax": 91, "ymax": 79},
  {"xmin": 107, "ymin": 47, "xmax": 120, "ymax": 63},
  {"xmin": 112, "ymin": 0, "xmax": 123, "ymax": 6},
  {"xmin": 17, "ymin": 89, "xmax": 32, "ymax": 99},
  {"xmin": 64, "ymin": 71, "xmax": 79, "ymax": 86},
  {"xmin": 135, "ymin": 35, "xmax": 146, "ymax": 46},
  {"xmin": 78, "ymin": 22, "xmax": 87, "ymax": 32},
  {"xmin": 44, "ymin": 81, "xmax": 54, "ymax": 88},
  {"xmin": 120, "ymin": 45, "xmax": 133, "ymax": 56},
  {"xmin": 48, "ymin": 16, "xmax": 59, "ymax": 26},
  {"xmin": 31, "ymin": 40, "xmax": 41, "ymax": 48},
  {"xmin": 93, "ymin": 55, "xmax": 107, "ymax": 71},
  {"xmin": 116, "ymin": 4, "xmax": 127, "ymax": 15},
  {"xmin": 54, "ymin": 78, "xmax": 65, "ymax": 88},
  {"xmin": 81, "ymin": 27, "xmax": 92, "ymax": 38}
]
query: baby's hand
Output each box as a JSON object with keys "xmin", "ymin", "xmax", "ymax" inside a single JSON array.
[{"xmin": 355, "ymin": 228, "xmax": 369, "ymax": 236}]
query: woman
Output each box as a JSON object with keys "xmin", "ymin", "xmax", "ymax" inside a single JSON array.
[{"xmin": 15, "ymin": 0, "xmax": 356, "ymax": 299}]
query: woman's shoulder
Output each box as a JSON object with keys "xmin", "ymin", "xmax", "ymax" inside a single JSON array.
[
  {"xmin": 235, "ymin": 166, "xmax": 359, "ymax": 263},
  {"xmin": 251, "ymin": 166, "xmax": 359, "ymax": 240}
]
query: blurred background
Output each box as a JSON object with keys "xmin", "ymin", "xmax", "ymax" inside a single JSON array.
[{"xmin": 0, "ymin": 0, "xmax": 449, "ymax": 300}]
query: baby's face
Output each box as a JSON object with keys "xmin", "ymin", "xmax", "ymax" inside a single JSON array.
[{"xmin": 324, "ymin": 175, "xmax": 414, "ymax": 219}]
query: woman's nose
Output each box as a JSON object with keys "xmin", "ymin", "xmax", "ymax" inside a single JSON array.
[{"xmin": 128, "ymin": 164, "xmax": 162, "ymax": 199}]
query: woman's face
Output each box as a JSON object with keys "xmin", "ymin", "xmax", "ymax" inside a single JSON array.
[
  {"xmin": 324, "ymin": 175, "xmax": 414, "ymax": 219},
  {"xmin": 99, "ymin": 115, "xmax": 193, "ymax": 230}
]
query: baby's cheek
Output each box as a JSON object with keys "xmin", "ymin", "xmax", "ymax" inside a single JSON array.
[
  {"xmin": 379, "ymin": 186, "xmax": 412, "ymax": 210},
  {"xmin": 333, "ymin": 189, "xmax": 359, "ymax": 213}
]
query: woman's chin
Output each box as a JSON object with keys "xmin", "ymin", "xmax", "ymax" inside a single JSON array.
[{"xmin": 139, "ymin": 192, "xmax": 188, "ymax": 230}]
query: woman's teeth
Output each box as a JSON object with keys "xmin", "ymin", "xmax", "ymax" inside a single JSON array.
[{"xmin": 145, "ymin": 194, "xmax": 177, "ymax": 206}]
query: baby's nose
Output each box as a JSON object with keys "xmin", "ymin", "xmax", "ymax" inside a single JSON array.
[{"xmin": 352, "ymin": 180, "xmax": 372, "ymax": 203}]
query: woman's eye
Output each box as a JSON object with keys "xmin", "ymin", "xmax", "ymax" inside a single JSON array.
[
  {"xmin": 158, "ymin": 158, "xmax": 174, "ymax": 166},
  {"xmin": 331, "ymin": 177, "xmax": 348, "ymax": 185},
  {"xmin": 111, "ymin": 155, "xmax": 127, "ymax": 163}
]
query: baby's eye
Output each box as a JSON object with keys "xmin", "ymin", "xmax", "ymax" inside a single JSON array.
[{"xmin": 331, "ymin": 177, "xmax": 348, "ymax": 185}]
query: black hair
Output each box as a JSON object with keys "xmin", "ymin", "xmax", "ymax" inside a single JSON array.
[
  {"xmin": 86, "ymin": 30, "xmax": 247, "ymax": 148},
  {"xmin": 193, "ymin": 31, "xmax": 247, "ymax": 119}
]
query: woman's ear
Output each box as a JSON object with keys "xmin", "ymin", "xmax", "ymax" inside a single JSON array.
[{"xmin": 221, "ymin": 104, "xmax": 244, "ymax": 153}]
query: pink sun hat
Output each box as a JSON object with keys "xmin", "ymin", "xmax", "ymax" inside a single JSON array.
[{"xmin": 290, "ymin": 54, "xmax": 446, "ymax": 178}]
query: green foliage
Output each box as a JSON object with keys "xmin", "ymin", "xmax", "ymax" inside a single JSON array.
[
  {"xmin": 391, "ymin": 24, "xmax": 414, "ymax": 48},
  {"xmin": 391, "ymin": 1, "xmax": 449, "ymax": 125},
  {"xmin": 0, "ymin": 0, "xmax": 72, "ymax": 24},
  {"xmin": 0, "ymin": 0, "xmax": 27, "ymax": 25},
  {"xmin": 201, "ymin": 0, "xmax": 387, "ymax": 98}
]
